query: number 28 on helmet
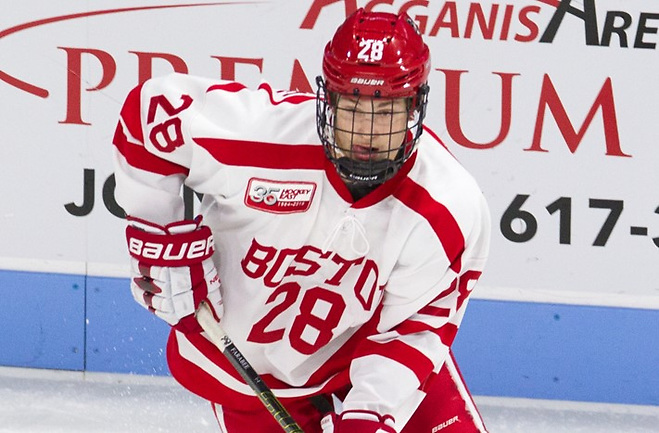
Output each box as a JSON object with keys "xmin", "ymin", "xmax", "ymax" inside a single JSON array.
[{"xmin": 316, "ymin": 8, "xmax": 431, "ymax": 187}]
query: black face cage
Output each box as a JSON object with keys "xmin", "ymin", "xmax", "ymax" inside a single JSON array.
[{"xmin": 315, "ymin": 76, "xmax": 429, "ymax": 187}]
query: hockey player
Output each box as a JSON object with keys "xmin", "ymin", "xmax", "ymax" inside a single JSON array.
[{"xmin": 113, "ymin": 8, "xmax": 490, "ymax": 433}]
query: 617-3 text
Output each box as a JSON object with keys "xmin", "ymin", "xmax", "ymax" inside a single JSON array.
[{"xmin": 501, "ymin": 194, "xmax": 659, "ymax": 248}]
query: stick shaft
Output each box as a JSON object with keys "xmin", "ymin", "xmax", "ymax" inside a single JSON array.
[{"xmin": 196, "ymin": 302, "xmax": 305, "ymax": 433}]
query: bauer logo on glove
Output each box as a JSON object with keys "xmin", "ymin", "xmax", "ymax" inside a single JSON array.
[
  {"xmin": 125, "ymin": 215, "xmax": 224, "ymax": 334},
  {"xmin": 126, "ymin": 218, "xmax": 215, "ymax": 267}
]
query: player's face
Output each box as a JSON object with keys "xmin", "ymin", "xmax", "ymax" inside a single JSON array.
[{"xmin": 332, "ymin": 95, "xmax": 409, "ymax": 163}]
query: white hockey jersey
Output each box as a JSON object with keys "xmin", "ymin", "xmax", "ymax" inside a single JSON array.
[{"xmin": 112, "ymin": 73, "xmax": 491, "ymax": 421}]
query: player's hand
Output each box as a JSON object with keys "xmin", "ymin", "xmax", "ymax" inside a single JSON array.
[
  {"xmin": 125, "ymin": 215, "xmax": 223, "ymax": 334},
  {"xmin": 321, "ymin": 410, "xmax": 396, "ymax": 433}
]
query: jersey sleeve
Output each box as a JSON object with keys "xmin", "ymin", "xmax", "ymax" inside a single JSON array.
[
  {"xmin": 112, "ymin": 73, "xmax": 214, "ymax": 224},
  {"xmin": 341, "ymin": 181, "xmax": 491, "ymax": 420}
]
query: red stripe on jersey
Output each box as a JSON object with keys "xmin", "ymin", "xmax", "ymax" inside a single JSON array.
[
  {"xmin": 438, "ymin": 323, "xmax": 459, "ymax": 346},
  {"xmin": 113, "ymin": 125, "xmax": 189, "ymax": 176},
  {"xmin": 167, "ymin": 331, "xmax": 282, "ymax": 410},
  {"xmin": 194, "ymin": 137, "xmax": 326, "ymax": 169},
  {"xmin": 393, "ymin": 179, "xmax": 465, "ymax": 273},
  {"xmin": 257, "ymin": 82, "xmax": 317, "ymax": 105},
  {"xmin": 394, "ymin": 320, "xmax": 458, "ymax": 348},
  {"xmin": 418, "ymin": 304, "xmax": 451, "ymax": 318},
  {"xmin": 206, "ymin": 82, "xmax": 315, "ymax": 105},
  {"xmin": 395, "ymin": 319, "xmax": 435, "ymax": 335},
  {"xmin": 356, "ymin": 339, "xmax": 434, "ymax": 384},
  {"xmin": 207, "ymin": 82, "xmax": 247, "ymax": 93},
  {"xmin": 430, "ymin": 280, "xmax": 458, "ymax": 304},
  {"xmin": 120, "ymin": 83, "xmax": 145, "ymax": 143}
]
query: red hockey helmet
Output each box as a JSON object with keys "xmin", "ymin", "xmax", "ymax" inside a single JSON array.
[
  {"xmin": 322, "ymin": 8, "xmax": 431, "ymax": 99},
  {"xmin": 316, "ymin": 9, "xmax": 431, "ymax": 189}
]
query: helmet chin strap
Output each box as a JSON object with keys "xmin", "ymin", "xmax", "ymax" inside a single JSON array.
[
  {"xmin": 333, "ymin": 153, "xmax": 404, "ymax": 201},
  {"xmin": 332, "ymin": 158, "xmax": 383, "ymax": 201},
  {"xmin": 334, "ymin": 156, "xmax": 397, "ymax": 186}
]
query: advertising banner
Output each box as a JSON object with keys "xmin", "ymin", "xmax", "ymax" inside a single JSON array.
[{"xmin": 1, "ymin": 0, "xmax": 657, "ymax": 308}]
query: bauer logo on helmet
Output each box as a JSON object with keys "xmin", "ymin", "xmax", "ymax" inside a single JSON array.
[{"xmin": 349, "ymin": 78, "xmax": 385, "ymax": 86}]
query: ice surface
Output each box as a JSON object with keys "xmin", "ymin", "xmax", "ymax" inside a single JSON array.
[{"xmin": 0, "ymin": 367, "xmax": 657, "ymax": 433}]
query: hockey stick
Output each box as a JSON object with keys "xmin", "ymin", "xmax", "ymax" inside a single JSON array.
[{"xmin": 195, "ymin": 301, "xmax": 305, "ymax": 433}]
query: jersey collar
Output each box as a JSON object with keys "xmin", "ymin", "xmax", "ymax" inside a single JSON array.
[{"xmin": 324, "ymin": 151, "xmax": 417, "ymax": 208}]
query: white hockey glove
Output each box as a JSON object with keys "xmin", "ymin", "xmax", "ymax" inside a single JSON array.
[
  {"xmin": 321, "ymin": 410, "xmax": 396, "ymax": 433},
  {"xmin": 125, "ymin": 215, "xmax": 223, "ymax": 334}
]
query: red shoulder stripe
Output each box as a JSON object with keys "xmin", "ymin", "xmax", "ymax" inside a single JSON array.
[{"xmin": 394, "ymin": 178, "xmax": 465, "ymax": 273}]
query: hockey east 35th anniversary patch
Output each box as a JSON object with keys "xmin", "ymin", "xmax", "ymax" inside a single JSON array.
[{"xmin": 244, "ymin": 178, "xmax": 316, "ymax": 214}]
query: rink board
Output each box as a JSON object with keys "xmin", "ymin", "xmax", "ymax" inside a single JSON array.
[
  {"xmin": 2, "ymin": 0, "xmax": 658, "ymax": 410},
  {"xmin": 1, "ymin": 269, "xmax": 656, "ymax": 406}
]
